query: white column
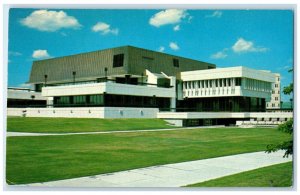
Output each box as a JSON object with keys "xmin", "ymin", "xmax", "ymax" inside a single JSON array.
[
  {"xmin": 47, "ymin": 97, "xmax": 54, "ymax": 108},
  {"xmin": 171, "ymin": 98, "xmax": 176, "ymax": 112}
]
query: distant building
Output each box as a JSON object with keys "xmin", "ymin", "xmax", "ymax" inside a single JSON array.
[{"xmin": 266, "ymin": 73, "xmax": 281, "ymax": 109}]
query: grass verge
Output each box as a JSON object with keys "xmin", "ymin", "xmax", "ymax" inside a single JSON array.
[
  {"xmin": 6, "ymin": 117, "xmax": 174, "ymax": 133},
  {"xmin": 186, "ymin": 162, "xmax": 293, "ymax": 187},
  {"xmin": 6, "ymin": 127, "xmax": 290, "ymax": 184}
]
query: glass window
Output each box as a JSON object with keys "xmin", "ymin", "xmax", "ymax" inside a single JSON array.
[
  {"xmin": 57, "ymin": 96, "xmax": 70, "ymax": 105},
  {"xmin": 74, "ymin": 95, "xmax": 86, "ymax": 104},
  {"xmin": 235, "ymin": 78, "xmax": 241, "ymax": 86},
  {"xmin": 173, "ymin": 59, "xmax": 179, "ymax": 67},
  {"xmin": 113, "ymin": 54, "xmax": 124, "ymax": 67},
  {"xmin": 90, "ymin": 95, "xmax": 104, "ymax": 105}
]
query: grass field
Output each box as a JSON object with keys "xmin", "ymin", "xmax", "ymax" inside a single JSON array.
[
  {"xmin": 186, "ymin": 162, "xmax": 293, "ymax": 187},
  {"xmin": 6, "ymin": 127, "xmax": 291, "ymax": 184},
  {"xmin": 6, "ymin": 117, "xmax": 174, "ymax": 133}
]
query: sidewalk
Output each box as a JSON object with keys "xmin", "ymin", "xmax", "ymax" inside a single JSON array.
[
  {"xmin": 21, "ymin": 150, "xmax": 291, "ymax": 188},
  {"xmin": 6, "ymin": 125, "xmax": 225, "ymax": 137}
]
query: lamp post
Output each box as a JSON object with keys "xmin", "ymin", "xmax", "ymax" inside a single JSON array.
[
  {"xmin": 72, "ymin": 71, "xmax": 76, "ymax": 84},
  {"xmin": 44, "ymin": 74, "xmax": 48, "ymax": 87},
  {"xmin": 141, "ymin": 72, "xmax": 144, "ymax": 85},
  {"xmin": 104, "ymin": 67, "xmax": 108, "ymax": 81}
]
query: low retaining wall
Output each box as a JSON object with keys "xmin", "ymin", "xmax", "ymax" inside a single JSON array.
[
  {"xmin": 157, "ymin": 112, "xmax": 293, "ymax": 120},
  {"xmin": 7, "ymin": 107, "xmax": 159, "ymax": 118}
]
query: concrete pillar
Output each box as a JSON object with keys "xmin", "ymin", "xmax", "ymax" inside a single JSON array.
[
  {"xmin": 171, "ymin": 98, "xmax": 176, "ymax": 112},
  {"xmin": 47, "ymin": 97, "xmax": 54, "ymax": 108}
]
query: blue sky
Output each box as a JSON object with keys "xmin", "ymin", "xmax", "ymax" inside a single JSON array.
[{"xmin": 8, "ymin": 9, "xmax": 294, "ymax": 101}]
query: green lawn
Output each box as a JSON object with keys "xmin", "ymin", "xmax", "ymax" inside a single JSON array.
[
  {"xmin": 6, "ymin": 127, "xmax": 291, "ymax": 184},
  {"xmin": 6, "ymin": 117, "xmax": 174, "ymax": 133},
  {"xmin": 186, "ymin": 162, "xmax": 293, "ymax": 187}
]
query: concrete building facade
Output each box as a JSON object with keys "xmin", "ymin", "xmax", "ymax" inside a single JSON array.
[
  {"xmin": 266, "ymin": 73, "xmax": 281, "ymax": 109},
  {"xmin": 7, "ymin": 46, "xmax": 292, "ymax": 126}
]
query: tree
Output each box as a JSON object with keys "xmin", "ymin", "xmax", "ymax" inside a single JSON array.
[
  {"xmin": 266, "ymin": 119, "xmax": 293, "ymax": 157},
  {"xmin": 266, "ymin": 69, "xmax": 293, "ymax": 157}
]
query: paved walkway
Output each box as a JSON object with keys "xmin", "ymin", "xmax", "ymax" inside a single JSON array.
[
  {"xmin": 23, "ymin": 150, "xmax": 291, "ymax": 188},
  {"xmin": 6, "ymin": 125, "xmax": 225, "ymax": 137}
]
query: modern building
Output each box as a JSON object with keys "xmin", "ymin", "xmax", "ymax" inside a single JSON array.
[
  {"xmin": 7, "ymin": 46, "xmax": 293, "ymax": 126},
  {"xmin": 266, "ymin": 73, "xmax": 281, "ymax": 109},
  {"xmin": 179, "ymin": 66, "xmax": 274, "ymax": 112},
  {"xmin": 28, "ymin": 45, "xmax": 215, "ymax": 109}
]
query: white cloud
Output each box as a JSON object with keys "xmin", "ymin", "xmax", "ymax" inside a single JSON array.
[
  {"xmin": 18, "ymin": 83, "xmax": 32, "ymax": 89},
  {"xmin": 9, "ymin": 51, "xmax": 22, "ymax": 56},
  {"xmin": 206, "ymin": 11, "xmax": 222, "ymax": 18},
  {"xmin": 91, "ymin": 22, "xmax": 119, "ymax": 35},
  {"xmin": 32, "ymin": 50, "xmax": 51, "ymax": 59},
  {"xmin": 169, "ymin": 42, "xmax": 180, "ymax": 51},
  {"xmin": 149, "ymin": 9, "xmax": 188, "ymax": 27},
  {"xmin": 211, "ymin": 51, "xmax": 227, "ymax": 59},
  {"xmin": 232, "ymin": 38, "xmax": 268, "ymax": 53},
  {"xmin": 173, "ymin": 25, "xmax": 180, "ymax": 31},
  {"xmin": 158, "ymin": 46, "xmax": 165, "ymax": 52},
  {"xmin": 20, "ymin": 10, "xmax": 81, "ymax": 32}
]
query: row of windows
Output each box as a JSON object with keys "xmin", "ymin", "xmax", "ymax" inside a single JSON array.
[
  {"xmin": 178, "ymin": 97, "xmax": 266, "ymax": 112},
  {"xmin": 267, "ymin": 103, "xmax": 280, "ymax": 108},
  {"xmin": 53, "ymin": 94, "xmax": 170, "ymax": 108},
  {"xmin": 272, "ymin": 90, "xmax": 280, "ymax": 94},
  {"xmin": 183, "ymin": 78, "xmax": 241, "ymax": 90},
  {"xmin": 184, "ymin": 88, "xmax": 236, "ymax": 96},
  {"xmin": 244, "ymin": 78, "xmax": 272, "ymax": 92},
  {"xmin": 54, "ymin": 95, "xmax": 104, "ymax": 105}
]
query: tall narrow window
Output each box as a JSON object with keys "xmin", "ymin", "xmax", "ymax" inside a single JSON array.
[
  {"xmin": 173, "ymin": 59, "xmax": 179, "ymax": 67},
  {"xmin": 113, "ymin": 54, "xmax": 124, "ymax": 67},
  {"xmin": 235, "ymin": 78, "xmax": 241, "ymax": 86}
]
